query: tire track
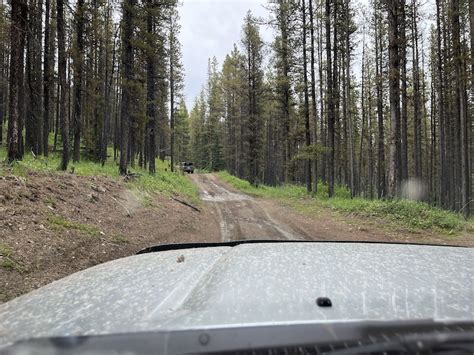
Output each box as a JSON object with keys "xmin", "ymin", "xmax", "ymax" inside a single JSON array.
[{"xmin": 189, "ymin": 174, "xmax": 305, "ymax": 242}]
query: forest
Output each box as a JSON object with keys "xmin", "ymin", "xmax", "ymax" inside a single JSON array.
[
  {"xmin": 188, "ymin": 0, "xmax": 472, "ymax": 218},
  {"xmin": 0, "ymin": 0, "xmax": 472, "ymax": 218}
]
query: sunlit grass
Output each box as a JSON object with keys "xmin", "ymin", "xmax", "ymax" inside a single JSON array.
[{"xmin": 218, "ymin": 171, "xmax": 472, "ymax": 235}]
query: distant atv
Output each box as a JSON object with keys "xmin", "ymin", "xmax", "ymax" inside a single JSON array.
[{"xmin": 181, "ymin": 162, "xmax": 194, "ymax": 174}]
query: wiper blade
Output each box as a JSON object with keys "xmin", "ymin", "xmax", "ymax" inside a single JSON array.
[{"xmin": 325, "ymin": 331, "xmax": 474, "ymax": 354}]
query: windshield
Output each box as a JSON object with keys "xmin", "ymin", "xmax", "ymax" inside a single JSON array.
[{"xmin": 0, "ymin": 0, "xmax": 473, "ymax": 350}]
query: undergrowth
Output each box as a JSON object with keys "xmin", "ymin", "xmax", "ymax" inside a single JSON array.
[
  {"xmin": 218, "ymin": 171, "xmax": 472, "ymax": 235},
  {"xmin": 0, "ymin": 147, "xmax": 199, "ymax": 203}
]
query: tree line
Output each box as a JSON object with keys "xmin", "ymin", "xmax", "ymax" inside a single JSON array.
[
  {"xmin": 188, "ymin": 0, "xmax": 472, "ymax": 218},
  {"xmin": 1, "ymin": 0, "xmax": 472, "ymax": 218},
  {"xmin": 1, "ymin": 0, "xmax": 187, "ymax": 176}
]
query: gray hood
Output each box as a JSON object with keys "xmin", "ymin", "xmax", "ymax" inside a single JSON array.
[{"xmin": 0, "ymin": 242, "xmax": 473, "ymax": 347}]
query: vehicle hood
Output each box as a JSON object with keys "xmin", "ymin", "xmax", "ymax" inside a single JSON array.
[{"xmin": 0, "ymin": 242, "xmax": 473, "ymax": 347}]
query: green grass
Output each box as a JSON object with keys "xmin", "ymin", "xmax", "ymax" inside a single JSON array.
[
  {"xmin": 47, "ymin": 215, "xmax": 101, "ymax": 237},
  {"xmin": 0, "ymin": 147, "xmax": 199, "ymax": 203},
  {"xmin": 218, "ymin": 171, "xmax": 472, "ymax": 235},
  {"xmin": 112, "ymin": 234, "xmax": 131, "ymax": 244},
  {"xmin": 0, "ymin": 243, "xmax": 27, "ymax": 273},
  {"xmin": 131, "ymin": 160, "xmax": 199, "ymax": 204}
]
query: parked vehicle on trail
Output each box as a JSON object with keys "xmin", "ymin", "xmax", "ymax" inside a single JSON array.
[{"xmin": 181, "ymin": 162, "xmax": 194, "ymax": 174}]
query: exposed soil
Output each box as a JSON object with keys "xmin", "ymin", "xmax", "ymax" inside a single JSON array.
[
  {"xmin": 0, "ymin": 171, "xmax": 219, "ymax": 303},
  {"xmin": 192, "ymin": 174, "xmax": 474, "ymax": 247},
  {"xmin": 190, "ymin": 174, "xmax": 307, "ymax": 241},
  {"xmin": 1, "ymin": 171, "xmax": 472, "ymax": 304},
  {"xmin": 257, "ymin": 199, "xmax": 474, "ymax": 246}
]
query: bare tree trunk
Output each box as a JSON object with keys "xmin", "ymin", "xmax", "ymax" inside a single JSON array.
[
  {"xmin": 412, "ymin": 0, "xmax": 422, "ymax": 179},
  {"xmin": 303, "ymin": 0, "xmax": 312, "ymax": 193},
  {"xmin": 53, "ymin": 79, "xmax": 59, "ymax": 152},
  {"xmin": 368, "ymin": 82, "xmax": 374, "ymax": 199},
  {"xmin": 451, "ymin": 0, "xmax": 470, "ymax": 217},
  {"xmin": 57, "ymin": 0, "xmax": 69, "ymax": 170},
  {"xmin": 169, "ymin": 15, "xmax": 175, "ymax": 173},
  {"xmin": 25, "ymin": 0, "xmax": 43, "ymax": 156},
  {"xmin": 101, "ymin": 7, "xmax": 116, "ymax": 166},
  {"xmin": 7, "ymin": 0, "xmax": 28, "ymax": 162},
  {"xmin": 344, "ymin": 0, "xmax": 355, "ymax": 198},
  {"xmin": 119, "ymin": 0, "xmax": 135, "ymax": 175},
  {"xmin": 435, "ymin": 0, "xmax": 447, "ymax": 208},
  {"xmin": 359, "ymin": 37, "xmax": 366, "ymax": 195},
  {"xmin": 72, "ymin": 0, "xmax": 85, "ymax": 162},
  {"xmin": 309, "ymin": 0, "xmax": 319, "ymax": 194},
  {"xmin": 146, "ymin": 0, "xmax": 156, "ymax": 175},
  {"xmin": 387, "ymin": 0, "xmax": 402, "ymax": 198},
  {"xmin": 43, "ymin": 0, "xmax": 51, "ymax": 155},
  {"xmin": 326, "ymin": 0, "xmax": 335, "ymax": 197},
  {"xmin": 469, "ymin": 0, "xmax": 474, "ymax": 214},
  {"xmin": 400, "ymin": 1, "xmax": 408, "ymax": 181},
  {"xmin": 318, "ymin": 1, "xmax": 326, "ymax": 184},
  {"xmin": 375, "ymin": 2, "xmax": 386, "ymax": 198}
]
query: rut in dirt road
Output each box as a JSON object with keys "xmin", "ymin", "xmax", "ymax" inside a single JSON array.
[{"xmin": 190, "ymin": 174, "xmax": 306, "ymax": 242}]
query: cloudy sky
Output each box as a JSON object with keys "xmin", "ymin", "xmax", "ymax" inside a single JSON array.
[
  {"xmin": 178, "ymin": 0, "xmax": 433, "ymax": 110},
  {"xmin": 179, "ymin": 0, "xmax": 270, "ymax": 109}
]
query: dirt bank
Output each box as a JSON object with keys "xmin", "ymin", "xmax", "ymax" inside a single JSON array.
[{"xmin": 0, "ymin": 171, "xmax": 219, "ymax": 303}]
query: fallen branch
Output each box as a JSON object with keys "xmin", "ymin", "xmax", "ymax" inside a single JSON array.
[
  {"xmin": 171, "ymin": 197, "xmax": 200, "ymax": 212},
  {"xmin": 123, "ymin": 172, "xmax": 142, "ymax": 182}
]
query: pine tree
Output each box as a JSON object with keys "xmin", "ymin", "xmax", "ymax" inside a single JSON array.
[
  {"xmin": 7, "ymin": 0, "xmax": 28, "ymax": 162},
  {"xmin": 242, "ymin": 12, "xmax": 264, "ymax": 184},
  {"xmin": 57, "ymin": 0, "xmax": 69, "ymax": 170}
]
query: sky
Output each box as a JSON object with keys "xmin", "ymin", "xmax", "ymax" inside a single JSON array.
[
  {"xmin": 178, "ymin": 0, "xmax": 270, "ymax": 109},
  {"xmin": 178, "ymin": 0, "xmax": 434, "ymax": 110}
]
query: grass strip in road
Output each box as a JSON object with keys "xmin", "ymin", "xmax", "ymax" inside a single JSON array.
[{"xmin": 217, "ymin": 171, "xmax": 473, "ymax": 236}]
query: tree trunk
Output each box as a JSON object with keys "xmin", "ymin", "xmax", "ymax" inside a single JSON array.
[
  {"xmin": 43, "ymin": 0, "xmax": 51, "ymax": 156},
  {"xmin": 303, "ymin": 0, "xmax": 312, "ymax": 193},
  {"xmin": 375, "ymin": 2, "xmax": 386, "ymax": 198},
  {"xmin": 435, "ymin": 0, "xmax": 447, "ymax": 208},
  {"xmin": 119, "ymin": 0, "xmax": 135, "ymax": 175},
  {"xmin": 400, "ymin": 1, "xmax": 408, "ymax": 181},
  {"xmin": 359, "ymin": 38, "xmax": 366, "ymax": 196},
  {"xmin": 309, "ymin": 0, "xmax": 319, "ymax": 194},
  {"xmin": 451, "ymin": 0, "xmax": 470, "ymax": 217},
  {"xmin": 57, "ymin": 0, "xmax": 69, "ymax": 170},
  {"xmin": 101, "ymin": 6, "xmax": 116, "ymax": 166},
  {"xmin": 169, "ymin": 16, "xmax": 175, "ymax": 173},
  {"xmin": 72, "ymin": 0, "xmax": 85, "ymax": 162},
  {"xmin": 412, "ymin": 0, "xmax": 422, "ymax": 179},
  {"xmin": 326, "ymin": 0, "xmax": 335, "ymax": 197},
  {"xmin": 146, "ymin": 1, "xmax": 156, "ymax": 175},
  {"xmin": 387, "ymin": 0, "xmax": 402, "ymax": 198},
  {"xmin": 7, "ymin": 0, "xmax": 28, "ymax": 162}
]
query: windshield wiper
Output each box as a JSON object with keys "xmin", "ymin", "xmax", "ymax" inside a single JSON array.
[{"xmin": 325, "ymin": 331, "xmax": 474, "ymax": 354}]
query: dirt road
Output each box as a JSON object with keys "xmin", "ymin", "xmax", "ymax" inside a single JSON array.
[
  {"xmin": 190, "ymin": 174, "xmax": 307, "ymax": 241},
  {"xmin": 190, "ymin": 173, "xmax": 474, "ymax": 247}
]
